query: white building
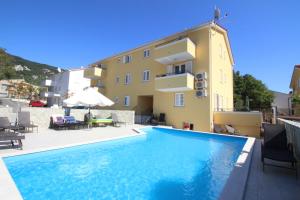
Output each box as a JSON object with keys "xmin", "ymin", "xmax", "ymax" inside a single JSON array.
[
  {"xmin": 271, "ymin": 91, "xmax": 291, "ymax": 115},
  {"xmin": 41, "ymin": 68, "xmax": 91, "ymax": 107}
]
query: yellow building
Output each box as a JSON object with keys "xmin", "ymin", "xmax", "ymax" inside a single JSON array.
[
  {"xmin": 289, "ymin": 64, "xmax": 300, "ymax": 115},
  {"xmin": 85, "ymin": 22, "xmax": 234, "ymax": 132}
]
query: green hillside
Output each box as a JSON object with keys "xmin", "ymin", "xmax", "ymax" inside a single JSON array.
[{"xmin": 0, "ymin": 48, "xmax": 61, "ymax": 85}]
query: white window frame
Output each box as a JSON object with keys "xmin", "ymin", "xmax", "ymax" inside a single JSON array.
[
  {"xmin": 124, "ymin": 96, "xmax": 130, "ymax": 106},
  {"xmin": 174, "ymin": 93, "xmax": 184, "ymax": 107},
  {"xmin": 143, "ymin": 49, "xmax": 150, "ymax": 58},
  {"xmin": 143, "ymin": 70, "xmax": 150, "ymax": 81},
  {"xmin": 123, "ymin": 55, "xmax": 132, "ymax": 64},
  {"xmin": 125, "ymin": 73, "xmax": 131, "ymax": 85}
]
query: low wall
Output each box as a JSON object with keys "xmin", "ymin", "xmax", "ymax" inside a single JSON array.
[
  {"xmin": 0, "ymin": 107, "xmax": 135, "ymax": 130},
  {"xmin": 214, "ymin": 111, "xmax": 263, "ymax": 138}
]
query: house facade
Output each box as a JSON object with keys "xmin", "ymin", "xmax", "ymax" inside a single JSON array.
[
  {"xmin": 289, "ymin": 64, "xmax": 300, "ymax": 115},
  {"xmin": 85, "ymin": 22, "xmax": 234, "ymax": 132},
  {"xmin": 41, "ymin": 69, "xmax": 91, "ymax": 107}
]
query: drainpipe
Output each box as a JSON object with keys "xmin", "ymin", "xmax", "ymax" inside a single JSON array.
[{"xmin": 209, "ymin": 21, "xmax": 214, "ymax": 131}]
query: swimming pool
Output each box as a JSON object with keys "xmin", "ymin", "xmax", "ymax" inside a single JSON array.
[{"xmin": 4, "ymin": 127, "xmax": 247, "ymax": 200}]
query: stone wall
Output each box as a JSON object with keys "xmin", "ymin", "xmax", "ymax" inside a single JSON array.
[{"xmin": 0, "ymin": 107, "xmax": 135, "ymax": 130}]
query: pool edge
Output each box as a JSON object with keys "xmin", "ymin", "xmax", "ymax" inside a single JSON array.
[
  {"xmin": 0, "ymin": 130, "xmax": 146, "ymax": 200},
  {"xmin": 219, "ymin": 137, "xmax": 255, "ymax": 200}
]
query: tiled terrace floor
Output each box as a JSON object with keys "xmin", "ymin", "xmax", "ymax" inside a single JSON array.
[{"xmin": 244, "ymin": 140, "xmax": 300, "ymax": 200}]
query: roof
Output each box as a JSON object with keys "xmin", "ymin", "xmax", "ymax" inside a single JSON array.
[
  {"xmin": 91, "ymin": 21, "xmax": 234, "ymax": 66},
  {"xmin": 289, "ymin": 64, "xmax": 300, "ymax": 89}
]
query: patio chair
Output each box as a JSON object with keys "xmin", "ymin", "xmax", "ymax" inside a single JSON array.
[
  {"xmin": 0, "ymin": 117, "xmax": 23, "ymax": 132},
  {"xmin": 112, "ymin": 113, "xmax": 126, "ymax": 127},
  {"xmin": 261, "ymin": 123, "xmax": 297, "ymax": 176},
  {"xmin": 18, "ymin": 112, "xmax": 38, "ymax": 133},
  {"xmin": 0, "ymin": 131, "xmax": 25, "ymax": 149},
  {"xmin": 157, "ymin": 113, "xmax": 166, "ymax": 125}
]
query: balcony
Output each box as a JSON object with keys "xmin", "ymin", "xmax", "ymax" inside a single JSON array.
[
  {"xmin": 154, "ymin": 38, "xmax": 196, "ymax": 64},
  {"xmin": 40, "ymin": 91, "xmax": 61, "ymax": 98},
  {"xmin": 84, "ymin": 67, "xmax": 102, "ymax": 79},
  {"xmin": 95, "ymin": 82, "xmax": 105, "ymax": 88},
  {"xmin": 155, "ymin": 73, "xmax": 195, "ymax": 92},
  {"xmin": 41, "ymin": 79, "xmax": 53, "ymax": 87}
]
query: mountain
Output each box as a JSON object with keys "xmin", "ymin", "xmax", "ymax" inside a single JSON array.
[
  {"xmin": 0, "ymin": 49, "xmax": 62, "ymax": 85},
  {"xmin": 9, "ymin": 54, "xmax": 62, "ymax": 85}
]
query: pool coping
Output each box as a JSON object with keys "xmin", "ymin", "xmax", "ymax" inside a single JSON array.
[
  {"xmin": 0, "ymin": 129, "xmax": 146, "ymax": 200},
  {"xmin": 0, "ymin": 127, "xmax": 255, "ymax": 200}
]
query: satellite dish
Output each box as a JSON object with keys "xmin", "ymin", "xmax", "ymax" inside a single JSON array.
[
  {"xmin": 214, "ymin": 7, "xmax": 221, "ymax": 22},
  {"xmin": 57, "ymin": 67, "xmax": 62, "ymax": 73}
]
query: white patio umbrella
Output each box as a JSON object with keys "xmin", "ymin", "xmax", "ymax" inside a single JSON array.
[{"xmin": 63, "ymin": 87, "xmax": 114, "ymax": 114}]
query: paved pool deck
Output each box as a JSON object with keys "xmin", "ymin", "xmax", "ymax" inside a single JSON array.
[
  {"xmin": 0, "ymin": 127, "xmax": 299, "ymax": 200},
  {"xmin": 244, "ymin": 140, "xmax": 300, "ymax": 200}
]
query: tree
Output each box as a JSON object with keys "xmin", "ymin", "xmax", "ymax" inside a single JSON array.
[
  {"xmin": 234, "ymin": 71, "xmax": 274, "ymax": 111},
  {"xmin": 0, "ymin": 48, "xmax": 16, "ymax": 79}
]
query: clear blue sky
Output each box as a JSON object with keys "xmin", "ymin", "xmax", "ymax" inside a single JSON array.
[{"xmin": 1, "ymin": 0, "xmax": 299, "ymax": 93}]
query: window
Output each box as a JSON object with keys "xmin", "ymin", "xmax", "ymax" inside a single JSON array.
[
  {"xmin": 175, "ymin": 93, "xmax": 184, "ymax": 107},
  {"xmin": 298, "ymin": 79, "xmax": 300, "ymax": 88},
  {"xmin": 143, "ymin": 70, "xmax": 150, "ymax": 81},
  {"xmin": 123, "ymin": 55, "xmax": 132, "ymax": 64},
  {"xmin": 115, "ymin": 76, "xmax": 120, "ymax": 84},
  {"xmin": 125, "ymin": 73, "xmax": 131, "ymax": 85},
  {"xmin": 143, "ymin": 49, "xmax": 150, "ymax": 58},
  {"xmin": 124, "ymin": 96, "xmax": 130, "ymax": 106},
  {"xmin": 174, "ymin": 64, "xmax": 186, "ymax": 74},
  {"xmin": 114, "ymin": 96, "xmax": 119, "ymax": 104}
]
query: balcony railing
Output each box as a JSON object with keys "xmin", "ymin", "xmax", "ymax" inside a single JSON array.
[
  {"xmin": 155, "ymin": 72, "xmax": 194, "ymax": 92},
  {"xmin": 41, "ymin": 79, "xmax": 53, "ymax": 87},
  {"xmin": 154, "ymin": 38, "xmax": 196, "ymax": 64},
  {"xmin": 84, "ymin": 67, "xmax": 102, "ymax": 79}
]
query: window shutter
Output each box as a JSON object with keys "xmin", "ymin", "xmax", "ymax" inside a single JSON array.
[
  {"xmin": 185, "ymin": 61, "xmax": 193, "ymax": 73},
  {"xmin": 127, "ymin": 96, "xmax": 130, "ymax": 106}
]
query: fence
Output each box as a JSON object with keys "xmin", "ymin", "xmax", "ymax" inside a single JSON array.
[{"xmin": 278, "ymin": 118, "xmax": 300, "ymax": 161}]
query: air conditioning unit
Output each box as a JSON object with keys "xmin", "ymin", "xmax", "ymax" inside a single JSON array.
[
  {"xmin": 195, "ymin": 72, "xmax": 207, "ymax": 80},
  {"xmin": 196, "ymin": 89, "xmax": 207, "ymax": 97},
  {"xmin": 195, "ymin": 80, "xmax": 207, "ymax": 89}
]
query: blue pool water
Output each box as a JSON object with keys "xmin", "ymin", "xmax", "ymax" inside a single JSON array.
[{"xmin": 4, "ymin": 127, "xmax": 246, "ymax": 200}]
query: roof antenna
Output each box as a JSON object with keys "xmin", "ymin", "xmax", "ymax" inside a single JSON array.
[{"xmin": 213, "ymin": 6, "xmax": 228, "ymax": 23}]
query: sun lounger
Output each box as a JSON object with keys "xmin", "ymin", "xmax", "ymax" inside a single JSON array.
[
  {"xmin": 0, "ymin": 117, "xmax": 24, "ymax": 132},
  {"xmin": 18, "ymin": 112, "xmax": 38, "ymax": 133},
  {"xmin": 0, "ymin": 131, "xmax": 25, "ymax": 149},
  {"xmin": 64, "ymin": 116, "xmax": 87, "ymax": 129},
  {"xmin": 89, "ymin": 116, "xmax": 113, "ymax": 127},
  {"xmin": 50, "ymin": 115, "xmax": 67, "ymax": 130}
]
